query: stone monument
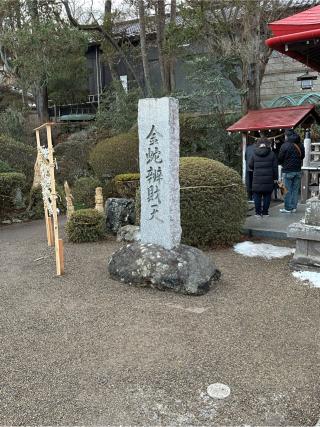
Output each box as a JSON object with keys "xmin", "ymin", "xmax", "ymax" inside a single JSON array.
[
  {"xmin": 108, "ymin": 97, "xmax": 220, "ymax": 295},
  {"xmin": 139, "ymin": 97, "xmax": 181, "ymax": 249},
  {"xmin": 288, "ymin": 196, "xmax": 320, "ymax": 269}
]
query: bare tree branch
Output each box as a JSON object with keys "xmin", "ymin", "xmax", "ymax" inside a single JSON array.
[{"xmin": 61, "ymin": 0, "xmax": 143, "ymax": 94}]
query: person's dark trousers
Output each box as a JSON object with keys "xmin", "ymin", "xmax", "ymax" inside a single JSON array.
[
  {"xmin": 246, "ymin": 171, "xmax": 254, "ymax": 200},
  {"xmin": 283, "ymin": 171, "xmax": 302, "ymax": 210},
  {"xmin": 253, "ymin": 192, "xmax": 272, "ymax": 215}
]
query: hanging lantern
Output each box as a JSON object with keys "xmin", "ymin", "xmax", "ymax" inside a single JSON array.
[{"xmin": 297, "ymin": 70, "xmax": 317, "ymax": 90}]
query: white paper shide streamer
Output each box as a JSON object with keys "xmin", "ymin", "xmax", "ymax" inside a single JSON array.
[{"xmin": 39, "ymin": 146, "xmax": 53, "ymax": 215}]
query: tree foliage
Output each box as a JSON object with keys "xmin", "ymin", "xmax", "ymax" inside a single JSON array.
[
  {"xmin": 0, "ymin": 0, "xmax": 89, "ymax": 118},
  {"xmin": 175, "ymin": 0, "xmax": 319, "ymax": 111}
]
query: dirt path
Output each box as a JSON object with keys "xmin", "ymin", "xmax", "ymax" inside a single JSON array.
[{"xmin": 1, "ymin": 220, "xmax": 319, "ymax": 425}]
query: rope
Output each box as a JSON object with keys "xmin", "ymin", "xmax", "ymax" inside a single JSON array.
[
  {"xmin": 181, "ymin": 184, "xmax": 239, "ymax": 190},
  {"xmin": 248, "ymin": 132, "xmax": 285, "ymax": 141}
]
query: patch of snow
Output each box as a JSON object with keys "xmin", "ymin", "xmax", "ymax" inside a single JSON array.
[
  {"xmin": 292, "ymin": 271, "xmax": 320, "ymax": 288},
  {"xmin": 207, "ymin": 383, "xmax": 230, "ymax": 400},
  {"xmin": 234, "ymin": 242, "xmax": 294, "ymax": 259}
]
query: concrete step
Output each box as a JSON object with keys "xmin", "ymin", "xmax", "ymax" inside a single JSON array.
[{"xmin": 243, "ymin": 204, "xmax": 305, "ymax": 240}]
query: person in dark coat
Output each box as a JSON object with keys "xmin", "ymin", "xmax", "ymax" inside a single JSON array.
[
  {"xmin": 278, "ymin": 129, "xmax": 305, "ymax": 213},
  {"xmin": 245, "ymin": 141, "xmax": 255, "ymax": 202},
  {"xmin": 249, "ymin": 138, "xmax": 278, "ymax": 217}
]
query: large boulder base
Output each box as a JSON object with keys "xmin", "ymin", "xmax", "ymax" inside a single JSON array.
[{"xmin": 108, "ymin": 241, "xmax": 221, "ymax": 295}]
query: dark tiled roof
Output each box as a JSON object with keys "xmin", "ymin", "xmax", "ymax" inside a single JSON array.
[{"xmin": 114, "ymin": 15, "xmax": 183, "ymax": 38}]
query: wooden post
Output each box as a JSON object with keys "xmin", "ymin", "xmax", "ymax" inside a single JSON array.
[
  {"xmin": 46, "ymin": 124, "xmax": 64, "ymax": 276},
  {"xmin": 242, "ymin": 132, "xmax": 247, "ymax": 184},
  {"xmin": 44, "ymin": 209, "xmax": 54, "ymax": 246},
  {"xmin": 58, "ymin": 239, "xmax": 64, "ymax": 275}
]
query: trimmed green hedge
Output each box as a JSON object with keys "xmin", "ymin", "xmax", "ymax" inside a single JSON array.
[
  {"xmin": 179, "ymin": 157, "xmax": 247, "ymax": 247},
  {"xmin": 0, "ymin": 172, "xmax": 26, "ymax": 213},
  {"xmin": 54, "ymin": 129, "xmax": 96, "ymax": 185},
  {"xmin": 73, "ymin": 176, "xmax": 101, "ymax": 209},
  {"xmin": 114, "ymin": 173, "xmax": 140, "ymax": 198},
  {"xmin": 65, "ymin": 208, "xmax": 106, "ymax": 243},
  {"xmin": 0, "ymin": 135, "xmax": 36, "ymax": 185},
  {"xmin": 135, "ymin": 157, "xmax": 247, "ymax": 248},
  {"xmin": 0, "ymin": 160, "xmax": 13, "ymax": 173},
  {"xmin": 89, "ymin": 129, "xmax": 139, "ymax": 181}
]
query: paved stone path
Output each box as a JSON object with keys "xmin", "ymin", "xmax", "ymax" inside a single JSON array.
[
  {"xmin": 244, "ymin": 202, "xmax": 305, "ymax": 239},
  {"xmin": 1, "ymin": 220, "xmax": 319, "ymax": 425}
]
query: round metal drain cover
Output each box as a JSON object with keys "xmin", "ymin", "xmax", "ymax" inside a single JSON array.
[{"xmin": 207, "ymin": 383, "xmax": 230, "ymax": 399}]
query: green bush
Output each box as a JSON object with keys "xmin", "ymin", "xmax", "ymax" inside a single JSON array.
[
  {"xmin": 104, "ymin": 179, "xmax": 119, "ymax": 199},
  {"xmin": 179, "ymin": 112, "xmax": 242, "ymax": 173},
  {"xmin": 0, "ymin": 135, "xmax": 36, "ymax": 185},
  {"xmin": 89, "ymin": 129, "xmax": 139, "ymax": 181},
  {"xmin": 179, "ymin": 157, "xmax": 247, "ymax": 247},
  {"xmin": 114, "ymin": 173, "xmax": 140, "ymax": 198},
  {"xmin": 54, "ymin": 129, "xmax": 96, "ymax": 185},
  {"xmin": 0, "ymin": 172, "xmax": 26, "ymax": 214},
  {"xmin": 0, "ymin": 160, "xmax": 13, "ymax": 173},
  {"xmin": 95, "ymin": 85, "xmax": 139, "ymax": 136},
  {"xmin": 27, "ymin": 185, "xmax": 67, "ymax": 219},
  {"xmin": 135, "ymin": 157, "xmax": 247, "ymax": 248},
  {"xmin": 73, "ymin": 176, "xmax": 101, "ymax": 209},
  {"xmin": 0, "ymin": 109, "xmax": 26, "ymax": 141},
  {"xmin": 65, "ymin": 208, "xmax": 106, "ymax": 243}
]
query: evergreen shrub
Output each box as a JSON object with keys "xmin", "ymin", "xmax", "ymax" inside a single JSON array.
[
  {"xmin": 73, "ymin": 176, "xmax": 101, "ymax": 209},
  {"xmin": 179, "ymin": 113, "xmax": 242, "ymax": 172},
  {"xmin": 135, "ymin": 157, "xmax": 247, "ymax": 247},
  {"xmin": 65, "ymin": 209, "xmax": 105, "ymax": 243},
  {"xmin": 0, "ymin": 172, "xmax": 26, "ymax": 213},
  {"xmin": 89, "ymin": 130, "xmax": 139, "ymax": 181},
  {"xmin": 114, "ymin": 173, "xmax": 140, "ymax": 198},
  {"xmin": 0, "ymin": 135, "xmax": 36, "ymax": 185},
  {"xmin": 179, "ymin": 157, "xmax": 247, "ymax": 247},
  {"xmin": 28, "ymin": 185, "xmax": 67, "ymax": 219},
  {"xmin": 0, "ymin": 160, "xmax": 13, "ymax": 173},
  {"xmin": 54, "ymin": 129, "xmax": 96, "ymax": 185}
]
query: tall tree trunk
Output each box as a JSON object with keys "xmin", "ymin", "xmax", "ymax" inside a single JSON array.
[
  {"xmin": 105, "ymin": 0, "xmax": 111, "ymax": 15},
  {"xmin": 138, "ymin": 0, "xmax": 152, "ymax": 97},
  {"xmin": 29, "ymin": 0, "xmax": 49, "ymax": 121},
  {"xmin": 169, "ymin": 0, "xmax": 176, "ymax": 92},
  {"xmin": 155, "ymin": 0, "xmax": 170, "ymax": 94},
  {"xmin": 36, "ymin": 85, "xmax": 49, "ymax": 123}
]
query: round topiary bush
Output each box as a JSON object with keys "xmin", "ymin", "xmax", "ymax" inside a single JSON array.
[
  {"xmin": 72, "ymin": 176, "xmax": 101, "ymax": 209},
  {"xmin": 114, "ymin": 173, "xmax": 140, "ymax": 198},
  {"xmin": 65, "ymin": 209, "xmax": 106, "ymax": 243},
  {"xmin": 180, "ymin": 157, "xmax": 247, "ymax": 247},
  {"xmin": 135, "ymin": 157, "xmax": 247, "ymax": 248},
  {"xmin": 89, "ymin": 129, "xmax": 139, "ymax": 181}
]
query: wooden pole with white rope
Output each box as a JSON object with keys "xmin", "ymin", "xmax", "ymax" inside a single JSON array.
[{"xmin": 46, "ymin": 124, "xmax": 64, "ymax": 275}]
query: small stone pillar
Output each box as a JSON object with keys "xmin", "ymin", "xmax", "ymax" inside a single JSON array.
[
  {"xmin": 64, "ymin": 181, "xmax": 74, "ymax": 219},
  {"xmin": 303, "ymin": 129, "xmax": 311, "ymax": 168},
  {"xmin": 288, "ymin": 196, "xmax": 320, "ymax": 268},
  {"xmin": 95, "ymin": 187, "xmax": 104, "ymax": 214}
]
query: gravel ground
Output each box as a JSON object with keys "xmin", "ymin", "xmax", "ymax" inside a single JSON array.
[{"xmin": 1, "ymin": 219, "xmax": 320, "ymax": 426}]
